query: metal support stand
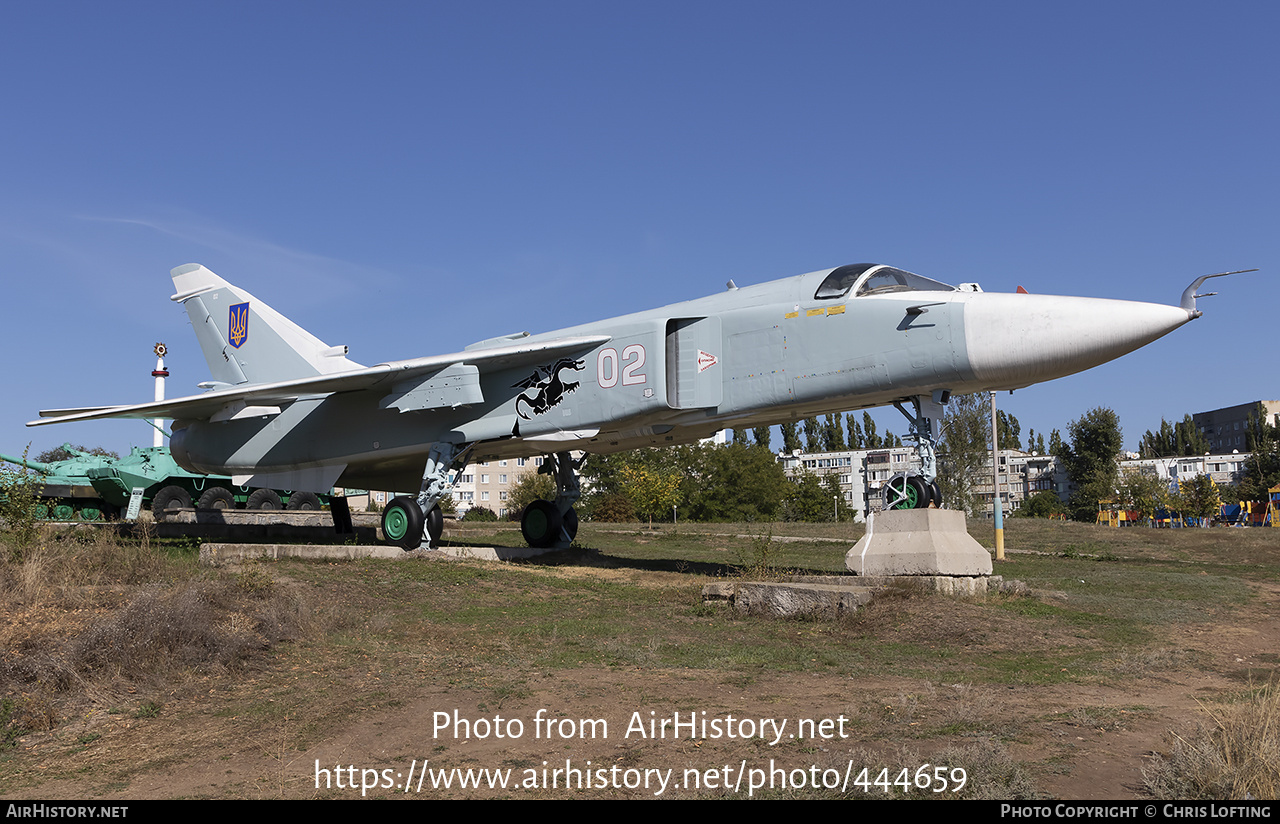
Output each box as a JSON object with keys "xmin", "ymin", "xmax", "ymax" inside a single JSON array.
[{"xmin": 330, "ymin": 496, "xmax": 354, "ymax": 535}]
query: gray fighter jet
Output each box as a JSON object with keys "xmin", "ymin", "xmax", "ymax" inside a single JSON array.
[{"xmin": 30, "ymin": 262, "xmax": 1245, "ymax": 548}]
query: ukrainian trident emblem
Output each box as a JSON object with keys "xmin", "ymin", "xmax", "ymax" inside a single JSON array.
[{"xmin": 228, "ymin": 302, "xmax": 250, "ymax": 348}]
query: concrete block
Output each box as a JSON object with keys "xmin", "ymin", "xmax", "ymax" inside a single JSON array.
[
  {"xmin": 846, "ymin": 509, "xmax": 993, "ymax": 576},
  {"xmin": 730, "ymin": 581, "xmax": 875, "ymax": 617}
]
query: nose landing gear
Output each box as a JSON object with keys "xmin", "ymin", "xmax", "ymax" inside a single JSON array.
[{"xmin": 883, "ymin": 391, "xmax": 949, "ymax": 511}]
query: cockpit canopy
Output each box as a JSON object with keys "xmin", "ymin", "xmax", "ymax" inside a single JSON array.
[{"xmin": 814, "ymin": 263, "xmax": 956, "ymax": 300}]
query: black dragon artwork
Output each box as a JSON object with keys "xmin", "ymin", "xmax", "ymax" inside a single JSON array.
[{"xmin": 513, "ymin": 358, "xmax": 586, "ymax": 420}]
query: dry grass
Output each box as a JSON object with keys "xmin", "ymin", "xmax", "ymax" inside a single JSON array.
[
  {"xmin": 1143, "ymin": 681, "xmax": 1280, "ymax": 799},
  {"xmin": 0, "ymin": 528, "xmax": 318, "ymax": 749},
  {"xmin": 4, "ymin": 515, "xmax": 1278, "ymax": 798}
]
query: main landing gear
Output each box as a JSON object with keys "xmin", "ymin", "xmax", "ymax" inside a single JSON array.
[
  {"xmin": 883, "ymin": 390, "xmax": 949, "ymax": 511},
  {"xmin": 383, "ymin": 441, "xmax": 471, "ymax": 550},
  {"xmin": 380, "ymin": 445, "xmax": 583, "ymax": 552},
  {"xmin": 382, "ymin": 496, "xmax": 445, "ymax": 549},
  {"xmin": 520, "ymin": 451, "xmax": 582, "ymax": 549}
]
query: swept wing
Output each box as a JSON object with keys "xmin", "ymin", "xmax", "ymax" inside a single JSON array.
[{"xmin": 30, "ymin": 334, "xmax": 610, "ymax": 427}]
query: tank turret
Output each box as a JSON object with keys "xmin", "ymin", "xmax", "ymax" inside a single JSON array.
[{"xmin": 0, "ymin": 444, "xmax": 121, "ymax": 520}]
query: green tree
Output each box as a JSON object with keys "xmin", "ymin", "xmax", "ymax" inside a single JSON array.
[
  {"xmin": 1117, "ymin": 468, "xmax": 1168, "ymax": 526},
  {"xmin": 781, "ymin": 468, "xmax": 828, "ymax": 522},
  {"xmin": 1239, "ymin": 406, "xmax": 1280, "ymax": 502},
  {"xmin": 937, "ymin": 393, "xmax": 988, "ymax": 516},
  {"xmin": 780, "ymin": 421, "xmax": 802, "ymax": 453},
  {"xmin": 862, "ymin": 412, "xmax": 881, "ymax": 449},
  {"xmin": 506, "ymin": 471, "xmax": 556, "ymax": 516},
  {"xmin": 619, "ymin": 463, "xmax": 683, "ymax": 525},
  {"xmin": 822, "ymin": 473, "xmax": 855, "ymax": 522},
  {"xmin": 846, "ymin": 413, "xmax": 863, "ymax": 449},
  {"xmin": 823, "ymin": 413, "xmax": 846, "ymax": 451},
  {"xmin": 35, "ymin": 443, "xmax": 119, "ymax": 463},
  {"xmin": 996, "ymin": 410, "xmax": 1022, "ymax": 450},
  {"xmin": 1173, "ymin": 474, "xmax": 1221, "ymax": 525},
  {"xmin": 594, "ymin": 495, "xmax": 636, "ymax": 522},
  {"xmin": 685, "ymin": 443, "xmax": 789, "ymax": 521},
  {"xmin": 780, "ymin": 469, "xmax": 853, "ymax": 522},
  {"xmin": 802, "ymin": 417, "xmax": 821, "ymax": 452},
  {"xmin": 0, "ymin": 447, "xmax": 44, "ymax": 555},
  {"xmin": 1061, "ymin": 407, "xmax": 1123, "ymax": 522},
  {"xmin": 751, "ymin": 426, "xmax": 772, "ymax": 451},
  {"xmin": 1139, "ymin": 415, "xmax": 1210, "ymax": 458},
  {"xmin": 581, "ymin": 446, "xmax": 693, "ymax": 518},
  {"xmin": 1049, "ymin": 429, "xmax": 1065, "ymax": 458},
  {"xmin": 1016, "ymin": 489, "xmax": 1065, "ymax": 518}
]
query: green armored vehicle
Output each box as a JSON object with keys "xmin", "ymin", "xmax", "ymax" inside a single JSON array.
[
  {"xmin": 1, "ymin": 444, "xmax": 326, "ymax": 521},
  {"xmin": 0, "ymin": 446, "xmax": 114, "ymax": 520}
]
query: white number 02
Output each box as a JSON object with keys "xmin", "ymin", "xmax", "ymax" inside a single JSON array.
[{"xmin": 597, "ymin": 345, "xmax": 646, "ymax": 388}]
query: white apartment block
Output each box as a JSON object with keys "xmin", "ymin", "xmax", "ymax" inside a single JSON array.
[
  {"xmin": 779, "ymin": 447, "xmax": 1068, "ymax": 520},
  {"xmin": 448, "ymin": 455, "xmax": 546, "ymax": 519},
  {"xmin": 1118, "ymin": 453, "xmax": 1249, "ymax": 490}
]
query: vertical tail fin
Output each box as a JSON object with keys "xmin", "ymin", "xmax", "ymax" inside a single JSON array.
[{"xmin": 169, "ymin": 264, "xmax": 361, "ymax": 386}]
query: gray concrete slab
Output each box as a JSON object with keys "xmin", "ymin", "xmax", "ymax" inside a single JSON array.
[
  {"xmin": 158, "ymin": 509, "xmax": 380, "ymax": 543},
  {"xmin": 199, "ymin": 541, "xmax": 567, "ymax": 565},
  {"xmin": 200, "ymin": 543, "xmax": 406, "ymax": 565},
  {"xmin": 702, "ymin": 573, "xmax": 1001, "ymax": 617},
  {"xmin": 434, "ymin": 544, "xmax": 568, "ymax": 561}
]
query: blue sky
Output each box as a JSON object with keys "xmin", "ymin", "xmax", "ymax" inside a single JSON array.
[{"xmin": 2, "ymin": 1, "xmax": 1276, "ymax": 460}]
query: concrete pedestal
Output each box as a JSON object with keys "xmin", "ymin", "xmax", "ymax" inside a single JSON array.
[{"xmin": 846, "ymin": 509, "xmax": 993, "ymax": 576}]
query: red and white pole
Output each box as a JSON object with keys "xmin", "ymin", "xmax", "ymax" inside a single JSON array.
[{"xmin": 151, "ymin": 343, "xmax": 168, "ymax": 448}]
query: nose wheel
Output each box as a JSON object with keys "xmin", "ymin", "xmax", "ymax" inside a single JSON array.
[
  {"xmin": 884, "ymin": 474, "xmax": 942, "ymax": 510},
  {"xmin": 884, "ymin": 474, "xmax": 929, "ymax": 510}
]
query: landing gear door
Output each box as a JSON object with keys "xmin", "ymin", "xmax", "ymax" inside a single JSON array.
[{"xmin": 665, "ymin": 317, "xmax": 723, "ymax": 410}]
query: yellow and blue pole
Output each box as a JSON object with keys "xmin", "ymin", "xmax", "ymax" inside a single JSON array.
[{"xmin": 991, "ymin": 391, "xmax": 1005, "ymax": 560}]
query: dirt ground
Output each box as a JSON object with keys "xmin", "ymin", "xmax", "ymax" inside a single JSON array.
[{"xmin": 7, "ymin": 563, "xmax": 1277, "ymax": 800}]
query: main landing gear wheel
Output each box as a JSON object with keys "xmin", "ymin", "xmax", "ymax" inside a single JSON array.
[
  {"xmin": 383, "ymin": 496, "xmax": 425, "ymax": 550},
  {"xmin": 426, "ymin": 504, "xmax": 444, "ymax": 545},
  {"xmin": 929, "ymin": 480, "xmax": 943, "ymax": 509},
  {"xmin": 521, "ymin": 500, "xmax": 563, "ymax": 548},
  {"xmin": 562, "ymin": 507, "xmax": 578, "ymax": 542},
  {"xmin": 885, "ymin": 475, "xmax": 930, "ymax": 510}
]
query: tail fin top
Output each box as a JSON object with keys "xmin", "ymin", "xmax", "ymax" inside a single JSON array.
[{"xmin": 170, "ymin": 264, "xmax": 361, "ymax": 386}]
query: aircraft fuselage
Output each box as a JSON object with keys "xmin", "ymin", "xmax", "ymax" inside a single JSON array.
[{"xmin": 167, "ymin": 264, "xmax": 1193, "ymax": 492}]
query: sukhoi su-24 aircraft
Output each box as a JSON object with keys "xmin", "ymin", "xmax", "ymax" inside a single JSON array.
[{"xmin": 31, "ymin": 262, "xmax": 1249, "ymax": 549}]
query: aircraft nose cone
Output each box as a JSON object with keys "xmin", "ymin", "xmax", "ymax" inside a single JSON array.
[{"xmin": 962, "ymin": 294, "xmax": 1193, "ymax": 389}]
